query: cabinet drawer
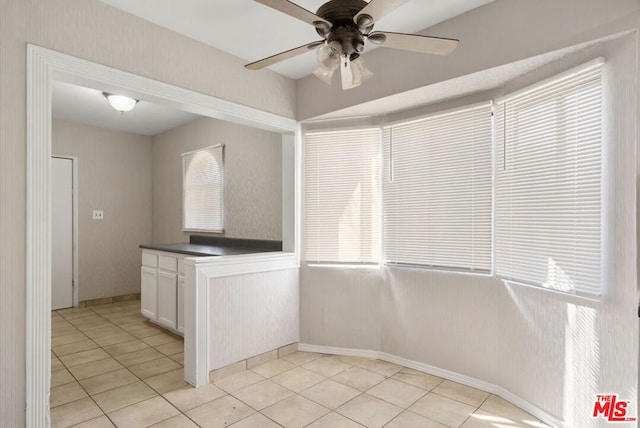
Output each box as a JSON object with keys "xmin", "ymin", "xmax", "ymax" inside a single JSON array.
[
  {"xmin": 158, "ymin": 255, "xmax": 178, "ymax": 272},
  {"xmin": 142, "ymin": 252, "xmax": 158, "ymax": 267}
]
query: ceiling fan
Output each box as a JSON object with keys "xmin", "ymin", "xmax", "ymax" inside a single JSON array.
[{"xmin": 245, "ymin": 0, "xmax": 459, "ymax": 90}]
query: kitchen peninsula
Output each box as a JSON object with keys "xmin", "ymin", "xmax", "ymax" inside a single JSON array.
[
  {"xmin": 139, "ymin": 235, "xmax": 282, "ymax": 334},
  {"xmin": 140, "ymin": 235, "xmax": 298, "ymax": 388}
]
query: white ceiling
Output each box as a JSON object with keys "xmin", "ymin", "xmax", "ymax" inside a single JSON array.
[
  {"xmin": 52, "ymin": 81, "xmax": 201, "ymax": 136},
  {"xmin": 307, "ymin": 47, "xmax": 573, "ymax": 121},
  {"xmin": 98, "ymin": 0, "xmax": 494, "ymax": 79},
  {"xmin": 53, "ymin": 0, "xmax": 497, "ymax": 134}
]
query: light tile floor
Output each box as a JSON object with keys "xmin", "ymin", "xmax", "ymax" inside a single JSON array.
[{"xmin": 51, "ymin": 301, "xmax": 549, "ymax": 427}]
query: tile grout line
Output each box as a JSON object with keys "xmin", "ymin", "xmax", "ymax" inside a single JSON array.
[
  {"xmin": 54, "ymin": 303, "xmax": 539, "ymax": 428},
  {"xmin": 86, "ymin": 302, "xmax": 154, "ymax": 428},
  {"xmin": 53, "ymin": 305, "xmax": 139, "ymax": 427},
  {"xmin": 51, "ymin": 303, "xmax": 188, "ymax": 427},
  {"xmin": 227, "ymin": 379, "xmax": 327, "ymax": 428},
  {"xmin": 85, "ymin": 302, "xmax": 194, "ymax": 427},
  {"xmin": 455, "ymin": 389, "xmax": 493, "ymax": 428},
  {"xmin": 212, "ymin": 359, "xmax": 335, "ymax": 427}
]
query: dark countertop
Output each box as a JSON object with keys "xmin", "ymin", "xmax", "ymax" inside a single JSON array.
[
  {"xmin": 139, "ymin": 235, "xmax": 282, "ymax": 257},
  {"xmin": 139, "ymin": 243, "xmax": 268, "ymax": 257}
]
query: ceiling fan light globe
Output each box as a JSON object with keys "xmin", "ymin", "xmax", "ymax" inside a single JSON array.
[
  {"xmin": 328, "ymin": 40, "xmax": 342, "ymax": 56},
  {"xmin": 313, "ymin": 66, "xmax": 336, "ymax": 85},
  {"xmin": 316, "ymin": 41, "xmax": 342, "ymax": 70},
  {"xmin": 350, "ymin": 57, "xmax": 373, "ymax": 85}
]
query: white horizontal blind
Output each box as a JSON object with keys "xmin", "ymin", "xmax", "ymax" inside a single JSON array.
[
  {"xmin": 182, "ymin": 145, "xmax": 224, "ymax": 232},
  {"xmin": 495, "ymin": 63, "xmax": 603, "ymax": 294},
  {"xmin": 304, "ymin": 128, "xmax": 381, "ymax": 264},
  {"xmin": 383, "ymin": 104, "xmax": 493, "ymax": 271}
]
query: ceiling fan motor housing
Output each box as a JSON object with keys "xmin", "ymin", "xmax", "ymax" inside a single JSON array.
[
  {"xmin": 315, "ymin": 0, "xmax": 369, "ymax": 58},
  {"xmin": 328, "ymin": 27, "xmax": 365, "ymax": 57}
]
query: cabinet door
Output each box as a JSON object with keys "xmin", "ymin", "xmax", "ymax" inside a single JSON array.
[
  {"xmin": 157, "ymin": 271, "xmax": 177, "ymax": 330},
  {"xmin": 141, "ymin": 267, "xmax": 158, "ymax": 320},
  {"xmin": 177, "ymin": 274, "xmax": 185, "ymax": 334}
]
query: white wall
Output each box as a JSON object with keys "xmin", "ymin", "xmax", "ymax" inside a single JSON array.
[
  {"xmin": 151, "ymin": 117, "xmax": 283, "ymax": 243},
  {"xmin": 300, "ymin": 32, "xmax": 638, "ymax": 427},
  {"xmin": 52, "ymin": 119, "xmax": 153, "ymax": 301},
  {"xmin": 0, "ymin": 0, "xmax": 295, "ymax": 424},
  {"xmin": 209, "ymin": 269, "xmax": 299, "ymax": 370}
]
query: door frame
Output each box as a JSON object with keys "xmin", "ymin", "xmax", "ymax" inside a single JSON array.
[
  {"xmin": 51, "ymin": 155, "xmax": 79, "ymax": 308},
  {"xmin": 26, "ymin": 44, "xmax": 298, "ymax": 427}
]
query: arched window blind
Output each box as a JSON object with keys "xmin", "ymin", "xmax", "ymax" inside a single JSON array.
[
  {"xmin": 383, "ymin": 103, "xmax": 493, "ymax": 271},
  {"xmin": 304, "ymin": 128, "xmax": 381, "ymax": 264},
  {"xmin": 182, "ymin": 145, "xmax": 224, "ymax": 232},
  {"xmin": 495, "ymin": 61, "xmax": 603, "ymax": 295}
]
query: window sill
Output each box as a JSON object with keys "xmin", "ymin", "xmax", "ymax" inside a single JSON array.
[
  {"xmin": 501, "ymin": 279, "xmax": 601, "ymax": 307},
  {"xmin": 182, "ymin": 228, "xmax": 224, "ymax": 234},
  {"xmin": 304, "ymin": 262, "xmax": 381, "ymax": 269},
  {"xmin": 385, "ymin": 263, "xmax": 492, "ymax": 277}
]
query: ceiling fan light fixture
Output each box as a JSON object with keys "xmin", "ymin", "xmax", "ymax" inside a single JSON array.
[
  {"xmin": 102, "ymin": 92, "xmax": 138, "ymax": 113},
  {"xmin": 314, "ymin": 41, "xmax": 342, "ymax": 85},
  {"xmin": 350, "ymin": 57, "xmax": 373, "ymax": 85},
  {"xmin": 338, "ymin": 55, "xmax": 372, "ymax": 90},
  {"xmin": 313, "ymin": 65, "xmax": 337, "ymax": 85},
  {"xmin": 316, "ymin": 41, "xmax": 342, "ymax": 70}
]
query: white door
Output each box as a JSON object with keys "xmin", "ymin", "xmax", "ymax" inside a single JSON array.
[{"xmin": 52, "ymin": 157, "xmax": 74, "ymax": 310}]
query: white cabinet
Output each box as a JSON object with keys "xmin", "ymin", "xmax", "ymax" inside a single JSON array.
[
  {"xmin": 177, "ymin": 274, "xmax": 185, "ymax": 334},
  {"xmin": 140, "ymin": 266, "xmax": 158, "ymax": 320},
  {"xmin": 141, "ymin": 249, "xmax": 186, "ymax": 336},
  {"xmin": 157, "ymin": 271, "xmax": 177, "ymax": 329}
]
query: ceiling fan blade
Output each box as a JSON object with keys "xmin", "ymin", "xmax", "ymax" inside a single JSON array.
[
  {"xmin": 245, "ymin": 41, "xmax": 324, "ymax": 70},
  {"xmin": 354, "ymin": 0, "xmax": 408, "ymax": 26},
  {"xmin": 368, "ymin": 31, "xmax": 459, "ymax": 55},
  {"xmin": 254, "ymin": 0, "xmax": 331, "ymax": 28}
]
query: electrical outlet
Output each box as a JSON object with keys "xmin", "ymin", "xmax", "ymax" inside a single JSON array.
[{"xmin": 92, "ymin": 210, "xmax": 104, "ymax": 220}]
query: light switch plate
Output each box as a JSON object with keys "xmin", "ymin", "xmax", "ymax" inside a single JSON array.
[{"xmin": 92, "ymin": 210, "xmax": 104, "ymax": 220}]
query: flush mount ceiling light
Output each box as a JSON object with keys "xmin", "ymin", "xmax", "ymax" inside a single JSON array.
[
  {"xmin": 245, "ymin": 0, "xmax": 459, "ymax": 90},
  {"xmin": 102, "ymin": 92, "xmax": 138, "ymax": 113}
]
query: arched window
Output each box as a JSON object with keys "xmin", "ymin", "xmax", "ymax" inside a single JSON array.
[{"xmin": 182, "ymin": 145, "xmax": 224, "ymax": 232}]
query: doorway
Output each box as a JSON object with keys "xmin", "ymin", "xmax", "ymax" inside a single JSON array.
[
  {"xmin": 26, "ymin": 44, "xmax": 299, "ymax": 427},
  {"xmin": 51, "ymin": 156, "xmax": 78, "ymax": 310}
]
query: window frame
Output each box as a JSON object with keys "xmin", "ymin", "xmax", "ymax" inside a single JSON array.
[
  {"xmin": 382, "ymin": 102, "xmax": 494, "ymax": 273},
  {"xmin": 301, "ymin": 59, "xmax": 606, "ymax": 299},
  {"xmin": 493, "ymin": 59, "xmax": 604, "ymax": 296},
  {"xmin": 182, "ymin": 144, "xmax": 225, "ymax": 233},
  {"xmin": 303, "ymin": 127, "xmax": 382, "ymax": 266}
]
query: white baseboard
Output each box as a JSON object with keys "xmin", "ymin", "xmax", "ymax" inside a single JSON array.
[
  {"xmin": 298, "ymin": 343, "xmax": 564, "ymax": 428},
  {"xmin": 299, "ymin": 343, "xmax": 380, "ymax": 359}
]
